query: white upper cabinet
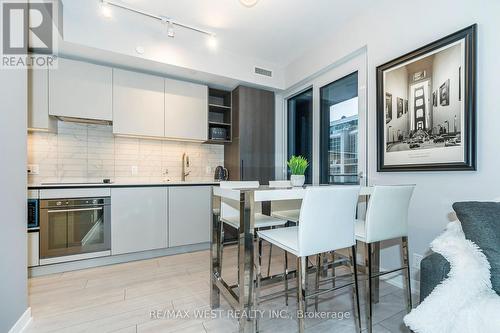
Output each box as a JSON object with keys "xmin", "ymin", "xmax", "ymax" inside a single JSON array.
[
  {"xmin": 113, "ymin": 69, "xmax": 165, "ymax": 138},
  {"xmin": 28, "ymin": 68, "xmax": 57, "ymax": 132},
  {"xmin": 49, "ymin": 58, "xmax": 112, "ymax": 121},
  {"xmin": 165, "ymin": 78, "xmax": 208, "ymax": 141}
]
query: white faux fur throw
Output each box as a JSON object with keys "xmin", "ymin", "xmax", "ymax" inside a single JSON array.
[{"xmin": 404, "ymin": 221, "xmax": 500, "ymax": 333}]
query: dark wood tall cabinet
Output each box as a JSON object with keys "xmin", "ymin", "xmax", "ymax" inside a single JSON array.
[{"xmin": 224, "ymin": 86, "xmax": 275, "ymax": 184}]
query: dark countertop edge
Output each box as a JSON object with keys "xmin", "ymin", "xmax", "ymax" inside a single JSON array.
[{"xmin": 28, "ymin": 182, "xmax": 220, "ymax": 190}]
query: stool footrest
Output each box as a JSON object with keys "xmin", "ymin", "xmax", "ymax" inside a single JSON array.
[{"xmin": 370, "ymin": 266, "xmax": 408, "ymax": 279}]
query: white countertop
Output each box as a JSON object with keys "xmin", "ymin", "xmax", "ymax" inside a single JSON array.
[
  {"xmin": 28, "ymin": 181, "xmax": 220, "ymax": 189},
  {"xmin": 213, "ymin": 185, "xmax": 374, "ymax": 202}
]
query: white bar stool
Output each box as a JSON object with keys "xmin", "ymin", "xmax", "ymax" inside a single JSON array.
[
  {"xmin": 218, "ymin": 181, "xmax": 288, "ymax": 285},
  {"xmin": 257, "ymin": 186, "xmax": 362, "ymax": 333},
  {"xmin": 355, "ymin": 185, "xmax": 415, "ymax": 333},
  {"xmin": 268, "ymin": 180, "xmax": 301, "ymax": 280}
]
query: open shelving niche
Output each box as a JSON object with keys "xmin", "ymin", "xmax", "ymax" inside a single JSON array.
[{"xmin": 207, "ymin": 88, "xmax": 232, "ymax": 144}]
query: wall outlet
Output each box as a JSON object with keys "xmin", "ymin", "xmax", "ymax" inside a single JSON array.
[
  {"xmin": 413, "ymin": 253, "xmax": 423, "ymax": 269},
  {"xmin": 131, "ymin": 165, "xmax": 138, "ymax": 175},
  {"xmin": 27, "ymin": 164, "xmax": 40, "ymax": 175}
]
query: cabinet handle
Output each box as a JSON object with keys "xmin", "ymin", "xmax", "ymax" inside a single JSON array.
[{"xmin": 240, "ymin": 159, "xmax": 244, "ymax": 180}]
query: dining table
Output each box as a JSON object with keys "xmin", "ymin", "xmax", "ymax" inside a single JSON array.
[{"xmin": 210, "ymin": 185, "xmax": 379, "ymax": 332}]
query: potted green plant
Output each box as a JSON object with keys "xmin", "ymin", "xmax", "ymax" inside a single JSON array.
[{"xmin": 287, "ymin": 155, "xmax": 309, "ymax": 187}]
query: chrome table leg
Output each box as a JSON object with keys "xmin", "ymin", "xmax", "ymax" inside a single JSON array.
[
  {"xmin": 315, "ymin": 253, "xmax": 321, "ymax": 311},
  {"xmin": 372, "ymin": 242, "xmax": 380, "ymax": 304},
  {"xmin": 267, "ymin": 227, "xmax": 274, "ymax": 277},
  {"xmin": 401, "ymin": 236, "xmax": 413, "ymax": 312},
  {"xmin": 255, "ymin": 235, "xmax": 263, "ymax": 333},
  {"xmin": 284, "ymin": 251, "xmax": 289, "ymax": 306},
  {"xmin": 238, "ymin": 190, "xmax": 256, "ymax": 333},
  {"xmin": 330, "ymin": 251, "xmax": 336, "ymax": 288},
  {"xmin": 210, "ymin": 207, "xmax": 221, "ymax": 308},
  {"xmin": 349, "ymin": 245, "xmax": 362, "ymax": 333},
  {"xmin": 365, "ymin": 243, "xmax": 373, "ymax": 333},
  {"xmin": 297, "ymin": 256, "xmax": 306, "ymax": 333}
]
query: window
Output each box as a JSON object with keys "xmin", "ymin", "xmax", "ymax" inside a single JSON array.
[
  {"xmin": 320, "ymin": 72, "xmax": 359, "ymax": 184},
  {"xmin": 287, "ymin": 88, "xmax": 313, "ymax": 183}
]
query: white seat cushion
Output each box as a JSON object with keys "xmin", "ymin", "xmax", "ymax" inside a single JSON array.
[
  {"xmin": 257, "ymin": 226, "xmax": 299, "ymax": 257},
  {"xmin": 355, "ymin": 219, "xmax": 366, "ymax": 242},
  {"xmin": 222, "ymin": 213, "xmax": 287, "ymax": 229},
  {"xmin": 271, "ymin": 209, "xmax": 300, "ymax": 223}
]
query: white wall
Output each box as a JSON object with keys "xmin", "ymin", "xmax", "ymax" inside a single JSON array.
[
  {"xmin": 284, "ymin": 0, "xmax": 500, "ymax": 283},
  {"xmin": 0, "ymin": 69, "xmax": 29, "ymax": 330}
]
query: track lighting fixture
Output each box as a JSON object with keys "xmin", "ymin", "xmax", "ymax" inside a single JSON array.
[{"xmin": 100, "ymin": 0, "xmax": 216, "ymax": 44}]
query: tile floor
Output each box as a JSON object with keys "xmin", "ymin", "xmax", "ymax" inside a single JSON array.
[{"xmin": 26, "ymin": 245, "xmax": 414, "ymax": 333}]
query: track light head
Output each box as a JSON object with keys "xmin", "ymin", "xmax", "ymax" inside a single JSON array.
[
  {"xmin": 167, "ymin": 21, "xmax": 175, "ymax": 38},
  {"xmin": 100, "ymin": 1, "xmax": 112, "ymax": 19},
  {"xmin": 160, "ymin": 16, "xmax": 175, "ymax": 38},
  {"xmin": 207, "ymin": 34, "xmax": 217, "ymax": 50}
]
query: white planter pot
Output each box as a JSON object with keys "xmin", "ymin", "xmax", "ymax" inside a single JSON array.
[{"xmin": 290, "ymin": 175, "xmax": 305, "ymax": 187}]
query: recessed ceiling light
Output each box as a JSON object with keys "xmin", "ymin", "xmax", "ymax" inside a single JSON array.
[
  {"xmin": 135, "ymin": 46, "xmax": 145, "ymax": 55},
  {"xmin": 100, "ymin": 1, "xmax": 112, "ymax": 18},
  {"xmin": 239, "ymin": 0, "xmax": 259, "ymax": 7}
]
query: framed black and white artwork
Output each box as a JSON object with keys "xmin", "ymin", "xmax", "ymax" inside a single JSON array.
[
  {"xmin": 385, "ymin": 93, "xmax": 392, "ymax": 123},
  {"xmin": 440, "ymin": 79, "xmax": 450, "ymax": 106},
  {"xmin": 397, "ymin": 97, "xmax": 404, "ymax": 118},
  {"xmin": 376, "ymin": 25, "xmax": 476, "ymax": 171}
]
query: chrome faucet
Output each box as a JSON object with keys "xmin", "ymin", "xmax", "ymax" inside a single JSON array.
[{"xmin": 181, "ymin": 153, "xmax": 190, "ymax": 181}]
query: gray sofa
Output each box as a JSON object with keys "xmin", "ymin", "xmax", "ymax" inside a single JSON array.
[{"xmin": 420, "ymin": 201, "xmax": 500, "ymax": 302}]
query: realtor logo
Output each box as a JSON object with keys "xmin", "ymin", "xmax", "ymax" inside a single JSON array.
[{"xmin": 1, "ymin": 0, "xmax": 59, "ymax": 69}]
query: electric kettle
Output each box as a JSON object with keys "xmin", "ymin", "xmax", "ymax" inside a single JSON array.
[{"xmin": 214, "ymin": 166, "xmax": 228, "ymax": 181}]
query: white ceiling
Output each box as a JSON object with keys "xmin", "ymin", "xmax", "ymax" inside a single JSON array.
[
  {"xmin": 60, "ymin": 0, "xmax": 373, "ymax": 89},
  {"xmin": 101, "ymin": 0, "xmax": 371, "ymax": 65}
]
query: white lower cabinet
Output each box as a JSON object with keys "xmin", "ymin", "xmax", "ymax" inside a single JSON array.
[
  {"xmin": 28, "ymin": 232, "xmax": 40, "ymax": 267},
  {"xmin": 110, "ymin": 186, "xmax": 212, "ymax": 256},
  {"xmin": 168, "ymin": 186, "xmax": 212, "ymax": 247},
  {"xmin": 111, "ymin": 187, "xmax": 168, "ymax": 255}
]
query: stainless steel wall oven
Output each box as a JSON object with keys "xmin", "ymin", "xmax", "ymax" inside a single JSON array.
[{"xmin": 40, "ymin": 197, "xmax": 111, "ymax": 259}]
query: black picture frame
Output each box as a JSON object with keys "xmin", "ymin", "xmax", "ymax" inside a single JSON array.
[
  {"xmin": 376, "ymin": 24, "xmax": 476, "ymax": 172},
  {"xmin": 459, "ymin": 66, "xmax": 462, "ymax": 101}
]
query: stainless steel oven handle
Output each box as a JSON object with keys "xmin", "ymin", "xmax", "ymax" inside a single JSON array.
[{"xmin": 47, "ymin": 207, "xmax": 103, "ymax": 213}]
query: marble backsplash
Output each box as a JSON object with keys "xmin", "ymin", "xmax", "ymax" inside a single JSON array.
[{"xmin": 28, "ymin": 121, "xmax": 224, "ymax": 184}]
